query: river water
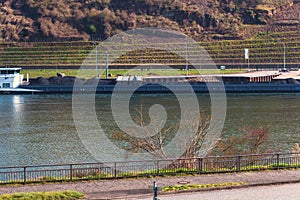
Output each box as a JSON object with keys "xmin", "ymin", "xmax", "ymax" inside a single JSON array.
[{"xmin": 0, "ymin": 93, "xmax": 299, "ymax": 167}]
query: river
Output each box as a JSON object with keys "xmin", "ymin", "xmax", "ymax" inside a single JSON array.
[{"xmin": 0, "ymin": 93, "xmax": 299, "ymax": 167}]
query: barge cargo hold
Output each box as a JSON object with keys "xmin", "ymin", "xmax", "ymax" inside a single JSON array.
[{"xmin": 18, "ymin": 70, "xmax": 300, "ymax": 93}]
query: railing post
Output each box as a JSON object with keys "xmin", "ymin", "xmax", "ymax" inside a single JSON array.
[
  {"xmin": 236, "ymin": 156, "xmax": 241, "ymax": 172},
  {"xmin": 198, "ymin": 158, "xmax": 203, "ymax": 174},
  {"xmin": 114, "ymin": 162, "xmax": 117, "ymax": 178},
  {"xmin": 156, "ymin": 161, "xmax": 160, "ymax": 176},
  {"xmin": 23, "ymin": 167, "xmax": 26, "ymax": 185},
  {"xmin": 276, "ymin": 153, "xmax": 280, "ymax": 170},
  {"xmin": 70, "ymin": 164, "xmax": 73, "ymax": 181}
]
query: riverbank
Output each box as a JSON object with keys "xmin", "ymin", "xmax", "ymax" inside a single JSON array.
[{"xmin": 1, "ymin": 169, "xmax": 300, "ymax": 199}]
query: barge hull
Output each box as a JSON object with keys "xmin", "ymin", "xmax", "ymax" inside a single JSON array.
[{"xmin": 19, "ymin": 83, "xmax": 300, "ymax": 94}]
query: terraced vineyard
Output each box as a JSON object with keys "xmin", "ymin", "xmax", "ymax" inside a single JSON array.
[{"xmin": 1, "ymin": 30, "xmax": 300, "ymax": 70}]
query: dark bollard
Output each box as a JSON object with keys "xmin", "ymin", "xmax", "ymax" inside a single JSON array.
[{"xmin": 153, "ymin": 181, "xmax": 158, "ymax": 200}]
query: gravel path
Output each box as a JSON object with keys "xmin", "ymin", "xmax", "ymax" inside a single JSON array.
[{"xmin": 0, "ymin": 169, "xmax": 300, "ymax": 199}]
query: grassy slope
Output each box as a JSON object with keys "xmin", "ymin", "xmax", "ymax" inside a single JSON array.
[{"xmin": 2, "ymin": 28, "xmax": 300, "ymax": 69}]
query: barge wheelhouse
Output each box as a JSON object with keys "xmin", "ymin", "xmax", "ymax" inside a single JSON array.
[{"xmin": 0, "ymin": 68, "xmax": 24, "ymax": 89}]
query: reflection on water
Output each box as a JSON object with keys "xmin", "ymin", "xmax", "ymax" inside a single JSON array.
[
  {"xmin": 0, "ymin": 93, "xmax": 299, "ymax": 167},
  {"xmin": 0, "ymin": 95, "xmax": 92, "ymax": 167}
]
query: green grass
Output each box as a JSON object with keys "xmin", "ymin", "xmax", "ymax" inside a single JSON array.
[
  {"xmin": 0, "ymin": 190, "xmax": 84, "ymax": 200},
  {"xmin": 21, "ymin": 69, "xmax": 95, "ymax": 79},
  {"xmin": 21, "ymin": 69, "xmax": 247, "ymax": 79},
  {"xmin": 162, "ymin": 182, "xmax": 245, "ymax": 192}
]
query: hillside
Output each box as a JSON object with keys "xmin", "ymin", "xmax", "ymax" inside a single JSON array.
[{"xmin": 0, "ymin": 0, "xmax": 299, "ymax": 42}]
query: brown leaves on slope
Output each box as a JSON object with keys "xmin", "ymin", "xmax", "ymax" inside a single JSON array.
[
  {"xmin": 39, "ymin": 17, "xmax": 89, "ymax": 40},
  {"xmin": 0, "ymin": 5, "xmax": 34, "ymax": 41}
]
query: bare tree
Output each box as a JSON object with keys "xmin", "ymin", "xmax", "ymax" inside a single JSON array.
[
  {"xmin": 110, "ymin": 103, "xmax": 272, "ymax": 160},
  {"xmin": 211, "ymin": 125, "xmax": 270, "ymax": 156},
  {"xmin": 110, "ymin": 108, "xmax": 212, "ymax": 160},
  {"xmin": 180, "ymin": 111, "xmax": 211, "ymax": 158}
]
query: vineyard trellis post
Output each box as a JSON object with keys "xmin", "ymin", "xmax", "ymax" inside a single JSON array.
[
  {"xmin": 105, "ymin": 51, "xmax": 109, "ymax": 79},
  {"xmin": 185, "ymin": 39, "xmax": 189, "ymax": 76},
  {"xmin": 283, "ymin": 42, "xmax": 286, "ymax": 71}
]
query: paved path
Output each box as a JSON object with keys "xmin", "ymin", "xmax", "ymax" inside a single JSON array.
[
  {"xmin": 0, "ymin": 169, "xmax": 300, "ymax": 199},
  {"xmin": 140, "ymin": 182, "xmax": 300, "ymax": 200}
]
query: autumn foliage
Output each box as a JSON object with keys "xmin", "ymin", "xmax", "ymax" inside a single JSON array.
[{"xmin": 0, "ymin": 0, "xmax": 296, "ymax": 42}]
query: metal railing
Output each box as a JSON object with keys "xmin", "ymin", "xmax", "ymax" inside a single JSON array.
[{"xmin": 0, "ymin": 152, "xmax": 299, "ymax": 185}]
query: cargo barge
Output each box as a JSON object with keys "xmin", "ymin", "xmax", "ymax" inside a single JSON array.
[
  {"xmin": 2, "ymin": 68, "xmax": 300, "ymax": 94},
  {"xmin": 20, "ymin": 70, "xmax": 300, "ymax": 93},
  {"xmin": 20, "ymin": 82, "xmax": 300, "ymax": 93}
]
